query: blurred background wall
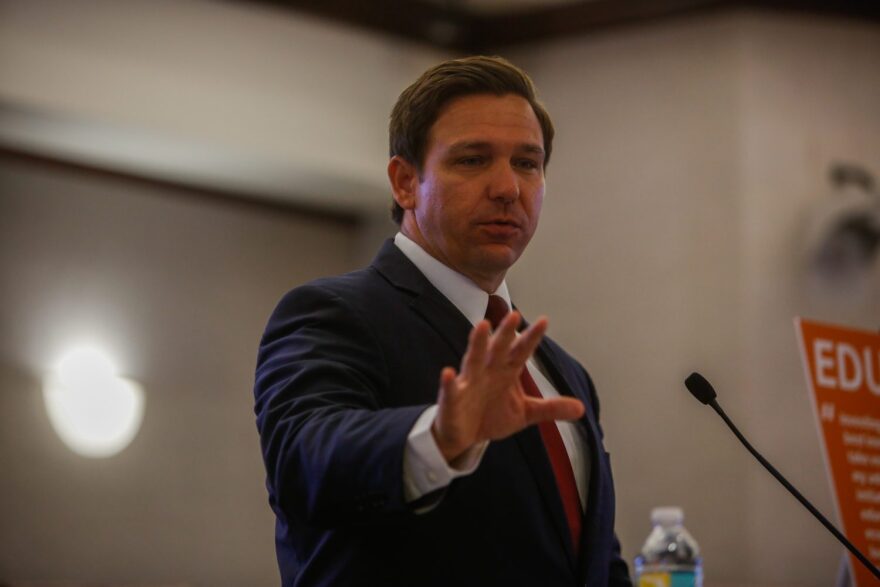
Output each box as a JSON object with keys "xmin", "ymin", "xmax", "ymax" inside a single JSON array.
[{"xmin": 1, "ymin": 1, "xmax": 878, "ymax": 586}]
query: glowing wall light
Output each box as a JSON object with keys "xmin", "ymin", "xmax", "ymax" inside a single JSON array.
[{"xmin": 43, "ymin": 346, "xmax": 145, "ymax": 458}]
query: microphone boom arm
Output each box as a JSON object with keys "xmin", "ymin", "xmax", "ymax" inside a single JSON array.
[{"xmin": 708, "ymin": 397, "xmax": 880, "ymax": 580}]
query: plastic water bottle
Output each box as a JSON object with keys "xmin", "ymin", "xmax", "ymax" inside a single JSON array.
[{"xmin": 634, "ymin": 506, "xmax": 703, "ymax": 587}]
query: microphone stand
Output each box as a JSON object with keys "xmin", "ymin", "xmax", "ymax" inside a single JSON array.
[
  {"xmin": 685, "ymin": 371, "xmax": 880, "ymax": 580},
  {"xmin": 708, "ymin": 397, "xmax": 880, "ymax": 580}
]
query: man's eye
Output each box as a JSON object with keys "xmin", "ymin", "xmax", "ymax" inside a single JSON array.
[
  {"xmin": 457, "ymin": 156, "xmax": 484, "ymax": 166},
  {"xmin": 515, "ymin": 159, "xmax": 540, "ymax": 170}
]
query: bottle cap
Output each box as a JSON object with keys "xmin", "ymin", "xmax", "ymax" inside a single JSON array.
[{"xmin": 650, "ymin": 506, "xmax": 684, "ymax": 527}]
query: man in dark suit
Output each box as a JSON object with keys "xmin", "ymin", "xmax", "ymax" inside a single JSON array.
[{"xmin": 254, "ymin": 56, "xmax": 631, "ymax": 586}]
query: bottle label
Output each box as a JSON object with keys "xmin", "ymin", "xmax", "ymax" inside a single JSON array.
[{"xmin": 638, "ymin": 571, "xmax": 698, "ymax": 587}]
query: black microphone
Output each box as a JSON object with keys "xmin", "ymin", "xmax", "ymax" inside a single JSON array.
[{"xmin": 684, "ymin": 372, "xmax": 880, "ymax": 580}]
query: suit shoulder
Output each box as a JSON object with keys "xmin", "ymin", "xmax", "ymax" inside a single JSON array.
[
  {"xmin": 261, "ymin": 265, "xmax": 405, "ymax": 354},
  {"xmin": 270, "ymin": 266, "xmax": 387, "ymax": 313},
  {"xmin": 256, "ymin": 267, "xmax": 392, "ymax": 384},
  {"xmin": 287, "ymin": 266, "xmax": 379, "ymax": 298}
]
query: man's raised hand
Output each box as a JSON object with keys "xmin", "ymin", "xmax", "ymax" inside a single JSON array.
[{"xmin": 431, "ymin": 311, "xmax": 585, "ymax": 464}]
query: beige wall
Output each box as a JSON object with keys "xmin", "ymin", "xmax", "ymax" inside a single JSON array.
[
  {"xmin": 0, "ymin": 157, "xmax": 356, "ymax": 586},
  {"xmin": 1, "ymin": 2, "xmax": 879, "ymax": 586}
]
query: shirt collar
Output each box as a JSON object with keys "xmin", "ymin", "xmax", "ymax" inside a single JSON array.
[{"xmin": 394, "ymin": 232, "xmax": 511, "ymax": 326}]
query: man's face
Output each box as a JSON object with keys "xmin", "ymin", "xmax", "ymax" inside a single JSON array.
[{"xmin": 394, "ymin": 93, "xmax": 545, "ymax": 292}]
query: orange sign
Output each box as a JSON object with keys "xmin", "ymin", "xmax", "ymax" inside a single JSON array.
[{"xmin": 796, "ymin": 317, "xmax": 880, "ymax": 586}]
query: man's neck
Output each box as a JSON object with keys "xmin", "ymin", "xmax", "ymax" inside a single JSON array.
[
  {"xmin": 398, "ymin": 226, "xmax": 504, "ymax": 294},
  {"xmin": 393, "ymin": 232, "xmax": 512, "ymax": 327}
]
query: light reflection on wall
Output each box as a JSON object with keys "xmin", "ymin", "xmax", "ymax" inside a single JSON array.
[{"xmin": 42, "ymin": 346, "xmax": 144, "ymax": 458}]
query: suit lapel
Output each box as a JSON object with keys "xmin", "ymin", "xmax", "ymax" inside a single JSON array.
[
  {"xmin": 371, "ymin": 239, "xmax": 473, "ymax": 358},
  {"xmin": 535, "ymin": 340, "xmax": 603, "ymax": 449}
]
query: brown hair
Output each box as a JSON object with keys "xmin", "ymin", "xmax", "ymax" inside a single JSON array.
[{"xmin": 388, "ymin": 55, "xmax": 554, "ymax": 224}]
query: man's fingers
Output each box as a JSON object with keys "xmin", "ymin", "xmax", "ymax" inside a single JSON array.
[
  {"xmin": 509, "ymin": 316, "xmax": 548, "ymax": 364},
  {"xmin": 460, "ymin": 320, "xmax": 490, "ymax": 375},
  {"xmin": 437, "ymin": 366, "xmax": 458, "ymax": 397},
  {"xmin": 487, "ymin": 311, "xmax": 525, "ymax": 369},
  {"xmin": 487, "ymin": 310, "xmax": 521, "ymax": 363},
  {"xmin": 434, "ymin": 366, "xmax": 475, "ymax": 463},
  {"xmin": 525, "ymin": 396, "xmax": 585, "ymax": 424}
]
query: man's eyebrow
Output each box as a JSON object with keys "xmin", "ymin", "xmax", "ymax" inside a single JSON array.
[
  {"xmin": 446, "ymin": 141, "xmax": 545, "ymax": 155},
  {"xmin": 446, "ymin": 141, "xmax": 491, "ymax": 153},
  {"xmin": 520, "ymin": 144, "xmax": 545, "ymax": 156}
]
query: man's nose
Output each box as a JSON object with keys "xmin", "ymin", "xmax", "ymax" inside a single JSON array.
[{"xmin": 487, "ymin": 163, "xmax": 520, "ymax": 202}]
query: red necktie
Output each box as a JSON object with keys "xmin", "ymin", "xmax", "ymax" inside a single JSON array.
[{"xmin": 484, "ymin": 295, "xmax": 583, "ymax": 553}]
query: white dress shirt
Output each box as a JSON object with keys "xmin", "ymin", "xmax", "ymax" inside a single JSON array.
[{"xmin": 396, "ymin": 232, "xmax": 589, "ymax": 510}]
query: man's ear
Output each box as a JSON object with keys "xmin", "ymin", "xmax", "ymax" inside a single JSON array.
[{"xmin": 388, "ymin": 156, "xmax": 419, "ymax": 212}]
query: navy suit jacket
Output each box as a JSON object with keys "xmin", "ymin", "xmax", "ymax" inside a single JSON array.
[{"xmin": 254, "ymin": 240, "xmax": 631, "ymax": 586}]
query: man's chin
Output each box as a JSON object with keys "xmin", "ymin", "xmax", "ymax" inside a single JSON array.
[{"xmin": 474, "ymin": 246, "xmax": 521, "ymax": 273}]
